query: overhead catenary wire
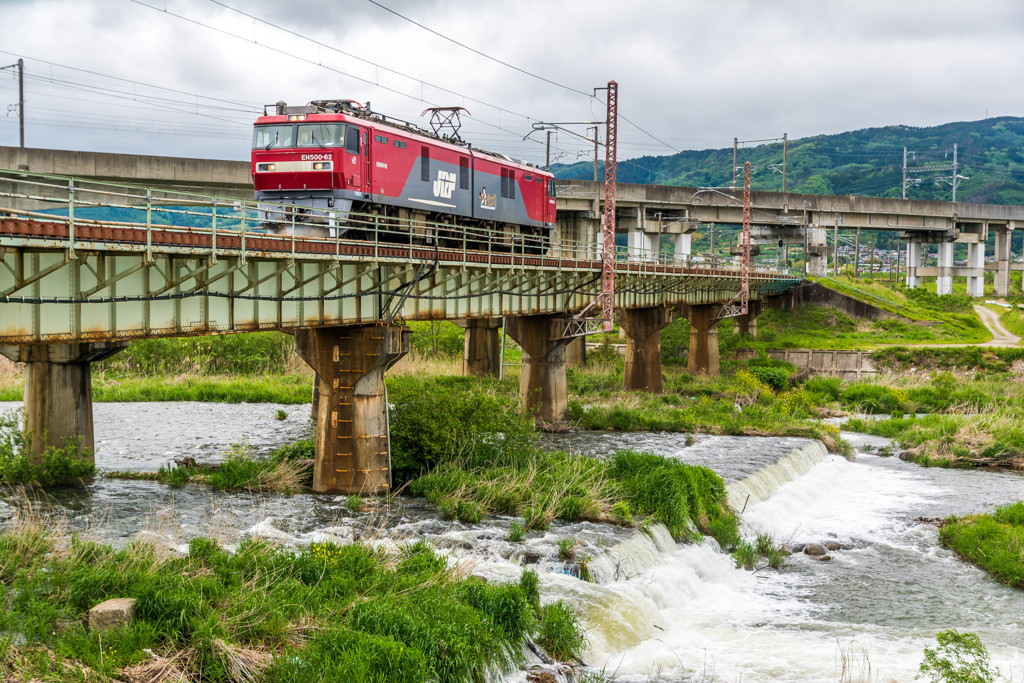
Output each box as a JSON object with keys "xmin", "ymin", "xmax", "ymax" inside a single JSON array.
[
  {"xmin": 363, "ymin": 0, "xmax": 682, "ymax": 156},
  {"xmin": 127, "ymin": 0, "xmax": 585, "ymax": 164}
]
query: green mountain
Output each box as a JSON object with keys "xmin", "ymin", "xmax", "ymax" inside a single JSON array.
[{"xmin": 553, "ymin": 117, "xmax": 1024, "ymax": 206}]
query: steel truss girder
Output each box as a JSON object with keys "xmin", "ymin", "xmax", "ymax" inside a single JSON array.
[{"xmin": 0, "ymin": 245, "xmax": 794, "ymax": 343}]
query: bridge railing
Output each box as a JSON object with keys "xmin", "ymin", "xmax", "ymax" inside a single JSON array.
[{"xmin": 0, "ymin": 169, "xmax": 797, "ymax": 278}]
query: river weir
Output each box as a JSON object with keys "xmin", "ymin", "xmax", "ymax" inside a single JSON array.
[{"xmin": 2, "ymin": 401, "xmax": 1024, "ymax": 681}]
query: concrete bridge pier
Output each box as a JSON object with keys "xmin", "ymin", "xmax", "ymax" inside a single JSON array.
[
  {"xmin": 683, "ymin": 304, "xmax": 721, "ymax": 376},
  {"xmin": 505, "ymin": 316, "xmax": 570, "ymax": 427},
  {"xmin": 0, "ymin": 341, "xmax": 126, "ymax": 470},
  {"xmin": 674, "ymin": 233, "xmax": 691, "ymax": 261},
  {"xmin": 936, "ymin": 242, "xmax": 954, "ymax": 295},
  {"xmin": 620, "ymin": 307, "xmax": 672, "ymax": 392},
  {"xmin": 296, "ymin": 324, "xmax": 410, "ymax": 495},
  {"xmin": 906, "ymin": 241, "xmax": 923, "ymax": 289},
  {"xmin": 993, "ymin": 225, "xmax": 1013, "ymax": 297},
  {"xmin": 805, "ymin": 225, "xmax": 829, "ymax": 276},
  {"xmin": 457, "ymin": 318, "xmax": 503, "ymax": 378},
  {"xmin": 967, "ymin": 241, "xmax": 985, "ymax": 297},
  {"xmin": 565, "ymin": 336, "xmax": 586, "ymax": 368},
  {"xmin": 735, "ymin": 300, "xmax": 763, "ymax": 339}
]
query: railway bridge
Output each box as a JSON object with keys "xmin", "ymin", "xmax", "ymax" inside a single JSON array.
[
  {"xmin": 0, "ymin": 169, "xmax": 799, "ymax": 494},
  {"xmin": 3, "ymin": 145, "xmax": 1022, "ymax": 296}
]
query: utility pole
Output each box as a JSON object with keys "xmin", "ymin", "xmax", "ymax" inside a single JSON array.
[
  {"xmin": 833, "ymin": 217, "xmax": 839, "ymax": 276},
  {"xmin": 545, "ymin": 131, "xmax": 551, "ymax": 172},
  {"xmin": 1, "ymin": 58, "xmax": 23, "ymax": 148},
  {"xmin": 590, "ymin": 126, "xmax": 598, "ymax": 182},
  {"xmin": 782, "ymin": 132, "xmax": 788, "ymax": 195},
  {"xmin": 902, "ymin": 147, "xmax": 908, "ymax": 199},
  {"xmin": 732, "ymin": 137, "xmax": 738, "ymax": 188},
  {"xmin": 952, "ymin": 143, "xmax": 958, "ymax": 202},
  {"xmin": 854, "ymin": 227, "xmax": 861, "ymax": 276},
  {"xmin": 871, "ymin": 233, "xmax": 877, "ymax": 277}
]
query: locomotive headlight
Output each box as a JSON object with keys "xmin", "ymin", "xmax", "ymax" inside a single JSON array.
[
  {"xmin": 313, "ymin": 161, "xmax": 332, "ymax": 170},
  {"xmin": 257, "ymin": 163, "xmax": 277, "ymax": 172},
  {"xmin": 287, "ymin": 114, "xmax": 306, "ymax": 121}
]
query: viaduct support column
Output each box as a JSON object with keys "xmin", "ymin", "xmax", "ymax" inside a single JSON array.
[
  {"xmin": 0, "ymin": 342, "xmax": 126, "ymax": 470},
  {"xmin": 505, "ymin": 316, "xmax": 570, "ymax": 428},
  {"xmin": 936, "ymin": 242, "xmax": 954, "ymax": 295},
  {"xmin": 296, "ymin": 324, "xmax": 410, "ymax": 495},
  {"xmin": 458, "ymin": 318, "xmax": 502, "ymax": 378},
  {"xmin": 619, "ymin": 307, "xmax": 671, "ymax": 392},
  {"xmin": 735, "ymin": 300, "xmax": 763, "ymax": 339},
  {"xmin": 805, "ymin": 226, "xmax": 828, "ymax": 276},
  {"xmin": 967, "ymin": 241, "xmax": 985, "ymax": 297},
  {"xmin": 906, "ymin": 241, "xmax": 922, "ymax": 289},
  {"xmin": 684, "ymin": 305, "xmax": 721, "ymax": 376},
  {"xmin": 994, "ymin": 226, "xmax": 1012, "ymax": 297}
]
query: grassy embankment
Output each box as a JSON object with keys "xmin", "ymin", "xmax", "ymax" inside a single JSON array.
[
  {"xmin": 0, "ymin": 497, "xmax": 584, "ymax": 682},
  {"xmin": 940, "ymin": 501, "xmax": 1024, "ymax": 588},
  {"xmin": 742, "ymin": 276, "xmax": 990, "ymax": 350},
  {"xmin": 840, "ymin": 367, "xmax": 1024, "ymax": 468}
]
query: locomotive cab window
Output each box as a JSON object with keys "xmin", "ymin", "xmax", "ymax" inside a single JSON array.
[
  {"xmin": 549, "ymin": 179, "xmax": 557, "ymax": 198},
  {"xmin": 296, "ymin": 123, "xmax": 345, "ymax": 148},
  {"xmin": 345, "ymin": 126, "xmax": 361, "ymax": 154},
  {"xmin": 252, "ymin": 124, "xmax": 294, "ymax": 149}
]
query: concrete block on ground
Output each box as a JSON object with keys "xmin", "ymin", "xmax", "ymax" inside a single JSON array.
[{"xmin": 89, "ymin": 598, "xmax": 137, "ymax": 632}]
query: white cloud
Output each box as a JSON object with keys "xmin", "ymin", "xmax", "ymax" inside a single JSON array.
[{"xmin": 0, "ymin": 0, "xmax": 1020, "ymax": 163}]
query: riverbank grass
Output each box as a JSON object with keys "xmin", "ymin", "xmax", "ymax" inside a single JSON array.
[
  {"xmin": 0, "ymin": 499, "xmax": 584, "ymax": 682},
  {"xmin": 940, "ymin": 501, "xmax": 1024, "ymax": 589},
  {"xmin": 0, "ymin": 410, "xmax": 95, "ymax": 486},
  {"xmin": 846, "ymin": 405, "xmax": 1024, "ymax": 469}
]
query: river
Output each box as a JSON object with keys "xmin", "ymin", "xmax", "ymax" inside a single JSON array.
[{"xmin": 2, "ymin": 401, "xmax": 1023, "ymax": 681}]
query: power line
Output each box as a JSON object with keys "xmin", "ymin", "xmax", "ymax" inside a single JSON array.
[
  {"xmin": 0, "ymin": 48, "xmax": 259, "ymax": 111},
  {"xmin": 129, "ymin": 0, "xmax": 579, "ymax": 163},
  {"xmin": 364, "ymin": 0, "xmax": 592, "ymax": 99},
  {"xmin": 364, "ymin": 0, "xmax": 682, "ymax": 155}
]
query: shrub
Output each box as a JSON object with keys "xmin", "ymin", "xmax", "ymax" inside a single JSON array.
[
  {"xmin": 507, "ymin": 522, "xmax": 525, "ymax": 543},
  {"xmin": 0, "ymin": 409, "xmax": 95, "ymax": 486},
  {"xmin": 918, "ymin": 630, "xmax": 999, "ymax": 683},
  {"xmin": 537, "ymin": 603, "xmax": 586, "ymax": 661},
  {"xmin": 387, "ymin": 376, "xmax": 536, "ymax": 482},
  {"xmin": 748, "ymin": 366, "xmax": 790, "ymax": 392}
]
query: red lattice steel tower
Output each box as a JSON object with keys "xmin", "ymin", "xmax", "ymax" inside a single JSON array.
[
  {"xmin": 718, "ymin": 161, "xmax": 751, "ymax": 319},
  {"xmin": 739, "ymin": 160, "xmax": 751, "ymax": 315},
  {"xmin": 601, "ymin": 80, "xmax": 618, "ymax": 331}
]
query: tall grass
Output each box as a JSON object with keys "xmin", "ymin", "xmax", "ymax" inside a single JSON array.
[
  {"xmin": 940, "ymin": 501, "xmax": 1024, "ymax": 588},
  {"xmin": 0, "ymin": 495, "xmax": 584, "ymax": 682}
]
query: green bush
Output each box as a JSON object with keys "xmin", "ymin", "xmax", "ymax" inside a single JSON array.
[
  {"xmin": 748, "ymin": 366, "xmax": 790, "ymax": 392},
  {"xmin": 918, "ymin": 630, "xmax": 999, "ymax": 683},
  {"xmin": 387, "ymin": 376, "xmax": 536, "ymax": 481},
  {"xmin": 804, "ymin": 376, "xmax": 843, "ymax": 401},
  {"xmin": 0, "ymin": 409, "xmax": 95, "ymax": 486},
  {"xmin": 537, "ymin": 603, "xmax": 586, "ymax": 662}
]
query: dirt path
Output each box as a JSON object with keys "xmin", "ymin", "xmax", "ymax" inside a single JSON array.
[{"xmin": 974, "ymin": 304, "xmax": 1021, "ymax": 347}]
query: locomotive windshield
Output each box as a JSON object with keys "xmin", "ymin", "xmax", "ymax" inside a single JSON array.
[
  {"xmin": 296, "ymin": 123, "xmax": 346, "ymax": 148},
  {"xmin": 252, "ymin": 125, "xmax": 294, "ymax": 150}
]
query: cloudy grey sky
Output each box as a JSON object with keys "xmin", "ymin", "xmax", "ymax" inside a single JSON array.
[{"xmin": 0, "ymin": 0, "xmax": 1021, "ymax": 166}]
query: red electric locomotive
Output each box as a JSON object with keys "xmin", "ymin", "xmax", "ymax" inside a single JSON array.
[{"xmin": 250, "ymin": 100, "xmax": 556, "ymax": 250}]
